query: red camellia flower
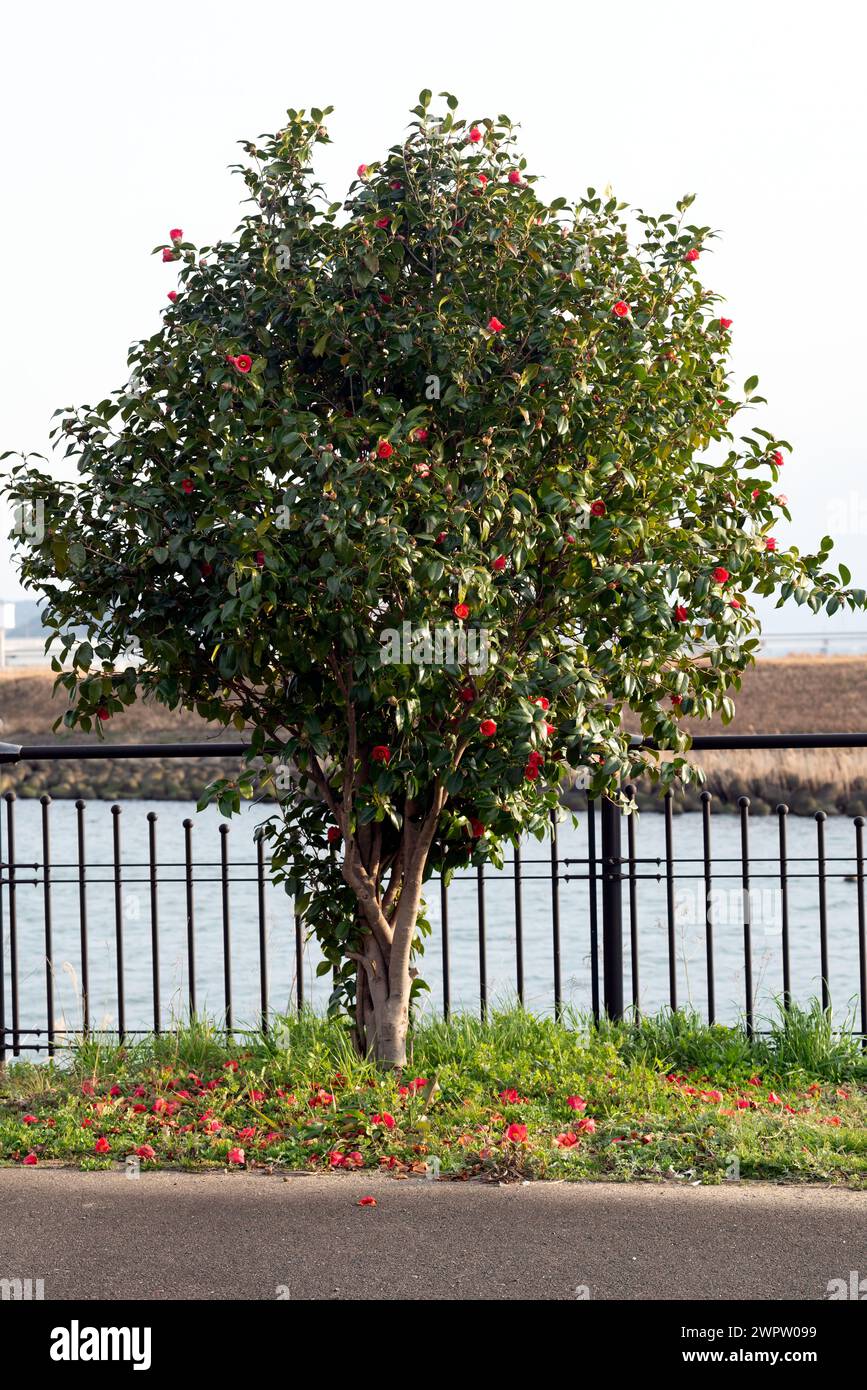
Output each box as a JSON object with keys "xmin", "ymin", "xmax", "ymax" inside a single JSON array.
[
  {"xmin": 487, "ymin": 316, "xmax": 505, "ymax": 333},
  {"xmin": 161, "ymin": 248, "xmax": 176, "ymax": 263},
  {"xmin": 524, "ymin": 763, "xmax": 539, "ymax": 782},
  {"xmin": 719, "ymin": 317, "xmax": 733, "ymax": 330},
  {"xmin": 575, "ymin": 1117, "xmax": 596, "ymax": 1134},
  {"xmin": 371, "ymin": 745, "xmax": 391, "ymax": 764},
  {"xmin": 684, "ymin": 248, "xmax": 700, "ymax": 262},
  {"xmin": 436, "ymin": 531, "xmax": 447, "ymax": 544},
  {"xmin": 470, "ymin": 818, "xmax": 485, "ymax": 839},
  {"xmin": 454, "ymin": 602, "xmax": 470, "ymax": 619},
  {"xmin": 555, "ymin": 1132, "xmax": 579, "ymax": 1148},
  {"xmin": 507, "ymin": 170, "xmax": 522, "ymax": 184},
  {"xmin": 94, "ymin": 1136, "xmax": 111, "ymax": 1154},
  {"xmin": 135, "ymin": 1145, "xmax": 156, "ymax": 1160},
  {"xmin": 227, "ymin": 1147, "xmax": 245, "ymax": 1165},
  {"xmin": 671, "ymin": 694, "xmax": 683, "ymax": 706},
  {"xmin": 712, "ymin": 567, "xmax": 730, "ymax": 583},
  {"xmin": 752, "ymin": 488, "xmax": 761, "ymax": 501},
  {"xmin": 767, "ymin": 1092, "xmax": 783, "ymax": 1105},
  {"xmin": 492, "ymin": 554, "xmax": 507, "ymax": 572},
  {"xmin": 612, "ymin": 300, "xmax": 630, "ymax": 318},
  {"xmin": 505, "ymin": 1122, "xmax": 528, "ymax": 1143},
  {"xmin": 765, "ymin": 537, "xmax": 777, "ymax": 552},
  {"xmin": 23, "ymin": 1153, "xmax": 38, "ymax": 1166},
  {"xmin": 167, "ymin": 291, "xmax": 178, "ymax": 302},
  {"xmin": 233, "ymin": 354, "xmax": 252, "ymax": 374},
  {"xmin": 372, "ymin": 1113, "xmax": 395, "ymax": 1130},
  {"xmin": 566, "ymin": 1095, "xmax": 586, "ymax": 1111},
  {"xmin": 771, "ymin": 449, "xmax": 784, "ymax": 466},
  {"xmin": 97, "ymin": 707, "xmax": 110, "ymax": 721},
  {"xmin": 479, "ymin": 719, "xmax": 497, "ymax": 737},
  {"xmin": 357, "ymin": 163, "xmax": 368, "ymax": 178},
  {"xmin": 590, "ymin": 499, "xmax": 606, "ymax": 517},
  {"xmin": 377, "ymin": 439, "xmax": 394, "ymax": 459},
  {"xmin": 358, "ymin": 1196, "xmax": 377, "ymax": 1207},
  {"xmin": 674, "ymin": 604, "xmax": 688, "ymax": 623},
  {"xmin": 22, "ymin": 1114, "xmax": 38, "ymax": 1125},
  {"xmin": 468, "ymin": 126, "xmax": 482, "ymax": 143},
  {"xmin": 254, "ymin": 550, "xmax": 266, "ymax": 568},
  {"xmin": 327, "ymin": 826, "xmax": 341, "ymax": 845},
  {"xmin": 181, "ymin": 479, "xmax": 194, "ymax": 495},
  {"xmin": 375, "ymin": 216, "xmax": 391, "ymax": 229},
  {"xmin": 169, "ymin": 228, "xmax": 183, "ymax": 241},
  {"xmin": 459, "ymin": 685, "xmax": 476, "ymax": 703},
  {"xmin": 534, "ymin": 697, "xmax": 550, "ymax": 711},
  {"xmin": 730, "ymin": 599, "xmax": 741, "ymax": 609},
  {"xmin": 477, "ymin": 173, "xmax": 489, "ymax": 188},
  {"xmin": 413, "ymin": 427, "xmax": 429, "ymax": 441}
]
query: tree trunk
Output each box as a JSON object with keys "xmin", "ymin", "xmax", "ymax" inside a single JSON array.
[
  {"xmin": 342, "ymin": 787, "xmax": 445, "ymax": 1069},
  {"xmin": 353, "ymin": 913, "xmax": 414, "ymax": 1068}
]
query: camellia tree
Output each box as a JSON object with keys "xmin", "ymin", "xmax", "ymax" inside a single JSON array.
[{"xmin": 3, "ymin": 92, "xmax": 862, "ymax": 1065}]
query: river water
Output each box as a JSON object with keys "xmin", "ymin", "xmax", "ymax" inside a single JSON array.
[{"xmin": 1, "ymin": 798, "xmax": 864, "ymax": 1044}]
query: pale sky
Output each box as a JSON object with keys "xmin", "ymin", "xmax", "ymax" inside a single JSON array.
[{"xmin": 1, "ymin": 0, "xmax": 865, "ymax": 643}]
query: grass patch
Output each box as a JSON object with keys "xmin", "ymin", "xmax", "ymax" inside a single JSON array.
[{"xmin": 1, "ymin": 1005, "xmax": 864, "ymax": 1185}]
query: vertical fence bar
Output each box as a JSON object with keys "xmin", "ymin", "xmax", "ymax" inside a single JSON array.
[
  {"xmin": 551, "ymin": 810, "xmax": 562, "ymax": 1017},
  {"xmin": 477, "ymin": 863, "xmax": 487, "ymax": 1020},
  {"xmin": 816, "ymin": 811, "xmax": 829, "ymax": 1012},
  {"xmin": 738, "ymin": 797, "xmax": 753, "ymax": 1036},
  {"xmin": 5, "ymin": 793, "xmax": 19, "ymax": 1056},
  {"xmin": 256, "ymin": 831, "xmax": 269, "ymax": 1033},
  {"xmin": 625, "ymin": 785, "xmax": 639, "ymax": 1014},
  {"xmin": 439, "ymin": 874, "xmax": 451, "ymax": 1018},
  {"xmin": 601, "ymin": 796, "xmax": 623, "ymax": 1019},
  {"xmin": 700, "ymin": 791, "xmax": 715, "ymax": 1025},
  {"xmin": 513, "ymin": 841, "xmax": 524, "ymax": 1006},
  {"xmin": 76, "ymin": 800, "xmax": 89, "ymax": 1036},
  {"xmin": 111, "ymin": 805, "xmax": 125, "ymax": 1042},
  {"xmin": 855, "ymin": 816, "xmax": 866, "ymax": 1044},
  {"xmin": 295, "ymin": 911, "xmax": 304, "ymax": 1012},
  {"xmin": 183, "ymin": 818, "xmax": 196, "ymax": 1018},
  {"xmin": 587, "ymin": 791, "xmax": 600, "ymax": 1022},
  {"xmin": 778, "ymin": 804, "xmax": 790, "ymax": 1008},
  {"xmin": 219, "ymin": 824, "xmax": 232, "ymax": 1037},
  {"xmin": 0, "ymin": 795, "xmax": 4, "ymax": 1064},
  {"xmin": 664, "ymin": 790, "xmax": 677, "ymax": 1012},
  {"xmin": 147, "ymin": 812, "xmax": 160, "ymax": 1035},
  {"xmin": 41, "ymin": 796, "xmax": 55, "ymax": 1057}
]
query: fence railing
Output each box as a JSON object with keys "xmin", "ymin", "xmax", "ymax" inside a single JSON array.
[{"xmin": 1, "ymin": 735, "xmax": 866, "ymax": 1055}]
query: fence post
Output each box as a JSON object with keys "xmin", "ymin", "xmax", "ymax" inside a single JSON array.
[{"xmin": 601, "ymin": 795, "xmax": 624, "ymax": 1019}]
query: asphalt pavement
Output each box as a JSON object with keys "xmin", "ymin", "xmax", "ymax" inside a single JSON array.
[{"xmin": 0, "ymin": 1170, "xmax": 863, "ymax": 1300}]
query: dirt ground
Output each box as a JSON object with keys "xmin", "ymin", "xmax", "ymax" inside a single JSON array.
[{"xmin": 3, "ymin": 655, "xmax": 867, "ymax": 742}]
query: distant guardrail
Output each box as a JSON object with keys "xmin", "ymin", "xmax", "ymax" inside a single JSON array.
[{"xmin": 6, "ymin": 634, "xmax": 867, "ymax": 670}]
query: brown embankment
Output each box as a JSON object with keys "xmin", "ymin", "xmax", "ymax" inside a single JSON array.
[{"xmin": 2, "ymin": 658, "xmax": 866, "ymax": 811}]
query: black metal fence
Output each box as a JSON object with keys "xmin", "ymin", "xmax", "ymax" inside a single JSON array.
[{"xmin": 1, "ymin": 735, "xmax": 867, "ymax": 1056}]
